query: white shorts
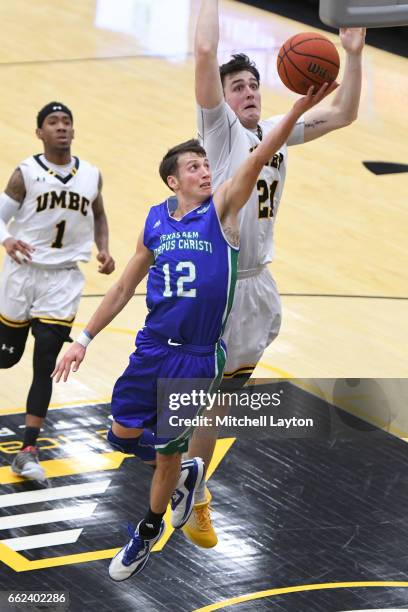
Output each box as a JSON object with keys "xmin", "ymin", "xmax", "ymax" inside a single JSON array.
[
  {"xmin": 0, "ymin": 258, "xmax": 84, "ymax": 325},
  {"xmin": 222, "ymin": 265, "xmax": 281, "ymax": 377}
]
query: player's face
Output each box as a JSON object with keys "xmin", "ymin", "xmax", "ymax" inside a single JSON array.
[
  {"xmin": 223, "ymin": 70, "xmax": 261, "ymax": 129},
  {"xmin": 36, "ymin": 112, "xmax": 74, "ymax": 151},
  {"xmin": 173, "ymin": 153, "xmax": 212, "ymax": 201}
]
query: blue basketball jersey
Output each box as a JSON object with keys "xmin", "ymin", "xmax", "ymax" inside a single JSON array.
[{"xmin": 143, "ymin": 196, "xmax": 238, "ymax": 345}]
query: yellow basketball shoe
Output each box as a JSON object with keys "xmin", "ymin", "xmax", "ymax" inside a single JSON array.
[{"xmin": 182, "ymin": 487, "xmax": 218, "ymax": 548}]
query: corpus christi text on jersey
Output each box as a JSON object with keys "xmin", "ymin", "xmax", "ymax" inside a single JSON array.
[
  {"xmin": 168, "ymin": 415, "xmax": 314, "ymax": 428},
  {"xmin": 155, "ymin": 231, "xmax": 213, "ymax": 258}
]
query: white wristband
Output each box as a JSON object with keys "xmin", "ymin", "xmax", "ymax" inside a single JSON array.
[{"xmin": 76, "ymin": 330, "xmax": 93, "ymax": 348}]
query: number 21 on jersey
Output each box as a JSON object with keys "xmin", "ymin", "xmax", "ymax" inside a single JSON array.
[
  {"xmin": 257, "ymin": 179, "xmax": 278, "ymax": 219},
  {"xmin": 163, "ymin": 262, "xmax": 196, "ymax": 298}
]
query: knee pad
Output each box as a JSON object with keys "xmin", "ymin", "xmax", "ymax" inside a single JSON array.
[
  {"xmin": 107, "ymin": 428, "xmax": 156, "ymax": 462},
  {"xmin": 0, "ymin": 320, "xmax": 29, "ymax": 368}
]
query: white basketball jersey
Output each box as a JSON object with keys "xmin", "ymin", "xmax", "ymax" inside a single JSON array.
[
  {"xmin": 197, "ymin": 102, "xmax": 304, "ymax": 270},
  {"xmin": 8, "ymin": 155, "xmax": 99, "ymax": 266}
]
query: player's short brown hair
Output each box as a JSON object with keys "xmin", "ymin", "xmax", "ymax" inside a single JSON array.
[
  {"xmin": 219, "ymin": 53, "xmax": 260, "ymax": 88},
  {"xmin": 159, "ymin": 139, "xmax": 207, "ymax": 188}
]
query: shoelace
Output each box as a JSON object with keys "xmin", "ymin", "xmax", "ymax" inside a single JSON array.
[{"xmin": 195, "ymin": 504, "xmax": 213, "ymax": 531}]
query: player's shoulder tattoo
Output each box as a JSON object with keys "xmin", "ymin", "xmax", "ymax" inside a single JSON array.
[{"xmin": 5, "ymin": 167, "xmax": 26, "ymax": 203}]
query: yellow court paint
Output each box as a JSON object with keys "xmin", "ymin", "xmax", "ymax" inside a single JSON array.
[{"xmin": 193, "ymin": 581, "xmax": 408, "ymax": 611}]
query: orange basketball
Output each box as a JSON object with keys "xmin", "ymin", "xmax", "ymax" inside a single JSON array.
[{"xmin": 277, "ymin": 32, "xmax": 340, "ymax": 95}]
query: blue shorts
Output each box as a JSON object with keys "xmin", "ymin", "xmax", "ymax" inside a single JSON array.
[{"xmin": 111, "ymin": 328, "xmax": 226, "ymax": 454}]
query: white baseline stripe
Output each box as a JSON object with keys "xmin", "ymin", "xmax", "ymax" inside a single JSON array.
[
  {"xmin": 0, "ymin": 480, "xmax": 111, "ymax": 508},
  {"xmin": 2, "ymin": 528, "xmax": 83, "ymax": 551},
  {"xmin": 0, "ymin": 503, "xmax": 97, "ymax": 530}
]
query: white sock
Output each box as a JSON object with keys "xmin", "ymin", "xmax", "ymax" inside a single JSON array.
[{"xmin": 194, "ymin": 478, "xmax": 207, "ymax": 504}]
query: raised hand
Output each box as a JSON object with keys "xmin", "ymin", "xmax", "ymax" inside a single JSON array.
[{"xmin": 340, "ymin": 28, "xmax": 366, "ymax": 55}]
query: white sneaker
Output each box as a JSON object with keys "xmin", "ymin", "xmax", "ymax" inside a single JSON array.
[
  {"xmin": 11, "ymin": 446, "xmax": 46, "ymax": 481},
  {"xmin": 170, "ymin": 457, "xmax": 205, "ymax": 528},
  {"xmin": 109, "ymin": 521, "xmax": 165, "ymax": 581}
]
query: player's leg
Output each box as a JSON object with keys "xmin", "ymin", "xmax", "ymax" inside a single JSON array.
[
  {"xmin": 108, "ymin": 334, "xmax": 208, "ymax": 580},
  {"xmin": 184, "ymin": 268, "xmax": 281, "ymax": 547},
  {"xmin": 108, "ymin": 448, "xmax": 180, "ymax": 582},
  {"xmin": 162, "ymin": 341, "xmax": 225, "ymax": 544},
  {"xmin": 12, "ymin": 266, "xmax": 83, "ymax": 481},
  {"xmin": 11, "ymin": 319, "xmax": 71, "ymax": 481}
]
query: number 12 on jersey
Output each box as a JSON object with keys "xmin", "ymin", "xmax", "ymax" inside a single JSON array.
[{"xmin": 163, "ymin": 262, "xmax": 196, "ymax": 298}]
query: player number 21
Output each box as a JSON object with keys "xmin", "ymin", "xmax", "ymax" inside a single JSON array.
[
  {"xmin": 257, "ymin": 179, "xmax": 278, "ymax": 219},
  {"xmin": 163, "ymin": 262, "xmax": 196, "ymax": 298}
]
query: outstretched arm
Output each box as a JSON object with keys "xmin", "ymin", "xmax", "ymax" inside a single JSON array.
[
  {"xmin": 303, "ymin": 28, "xmax": 366, "ymax": 142},
  {"xmin": 216, "ymin": 85, "xmax": 332, "ymax": 216},
  {"xmin": 195, "ymin": 0, "xmax": 223, "ymax": 109},
  {"xmin": 52, "ymin": 232, "xmax": 153, "ymax": 382}
]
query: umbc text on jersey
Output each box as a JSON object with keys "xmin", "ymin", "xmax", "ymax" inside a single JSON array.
[{"xmin": 36, "ymin": 190, "xmax": 90, "ymax": 216}]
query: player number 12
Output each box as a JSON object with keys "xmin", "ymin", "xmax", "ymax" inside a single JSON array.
[{"xmin": 163, "ymin": 261, "xmax": 196, "ymax": 298}]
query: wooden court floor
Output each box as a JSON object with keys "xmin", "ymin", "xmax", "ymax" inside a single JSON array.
[{"xmin": 0, "ymin": 1, "xmax": 407, "ymax": 610}]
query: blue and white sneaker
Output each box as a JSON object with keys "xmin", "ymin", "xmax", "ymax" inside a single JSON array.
[
  {"xmin": 108, "ymin": 520, "xmax": 165, "ymax": 581},
  {"xmin": 171, "ymin": 457, "xmax": 205, "ymax": 529}
]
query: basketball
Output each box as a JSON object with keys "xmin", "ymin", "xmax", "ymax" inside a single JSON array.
[{"xmin": 277, "ymin": 32, "xmax": 340, "ymax": 95}]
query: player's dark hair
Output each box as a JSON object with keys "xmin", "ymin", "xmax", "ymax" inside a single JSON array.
[
  {"xmin": 159, "ymin": 139, "xmax": 207, "ymax": 188},
  {"xmin": 219, "ymin": 53, "xmax": 260, "ymax": 88},
  {"xmin": 37, "ymin": 102, "xmax": 73, "ymax": 128}
]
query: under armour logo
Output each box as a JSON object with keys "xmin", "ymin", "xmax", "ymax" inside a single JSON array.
[
  {"xmin": 1, "ymin": 344, "xmax": 14, "ymax": 354},
  {"xmin": 53, "ymin": 105, "xmax": 63, "ymax": 111}
]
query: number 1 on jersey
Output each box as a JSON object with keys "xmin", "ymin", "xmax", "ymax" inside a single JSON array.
[
  {"xmin": 163, "ymin": 261, "xmax": 197, "ymax": 298},
  {"xmin": 51, "ymin": 220, "xmax": 66, "ymax": 249}
]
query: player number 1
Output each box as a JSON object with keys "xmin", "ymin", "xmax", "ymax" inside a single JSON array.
[
  {"xmin": 163, "ymin": 262, "xmax": 197, "ymax": 298},
  {"xmin": 51, "ymin": 220, "xmax": 66, "ymax": 249}
]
